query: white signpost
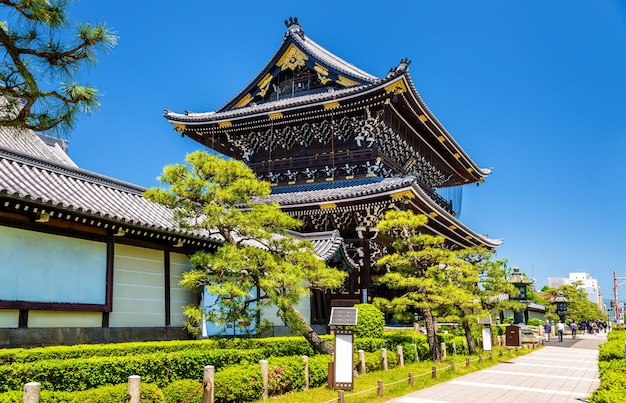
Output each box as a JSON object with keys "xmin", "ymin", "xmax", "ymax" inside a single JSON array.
[
  {"xmin": 329, "ymin": 307, "xmax": 358, "ymax": 390},
  {"xmin": 478, "ymin": 316, "xmax": 492, "ymax": 351}
]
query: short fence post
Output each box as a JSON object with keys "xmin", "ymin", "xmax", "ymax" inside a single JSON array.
[
  {"xmin": 451, "ymin": 341, "xmax": 456, "ymax": 356},
  {"xmin": 432, "ymin": 366, "xmax": 437, "ymax": 379},
  {"xmin": 462, "ymin": 339, "xmax": 467, "ymax": 354},
  {"xmin": 260, "ymin": 360, "xmax": 269, "ymax": 400},
  {"xmin": 23, "ymin": 382, "xmax": 40, "ymax": 403},
  {"xmin": 377, "ymin": 380, "xmax": 384, "ymax": 397},
  {"xmin": 466, "ymin": 358, "xmax": 470, "ymax": 367},
  {"xmin": 479, "ymin": 355, "xmax": 483, "ymax": 364},
  {"xmin": 490, "ymin": 350, "xmax": 494, "ymax": 360},
  {"xmin": 451, "ymin": 361, "xmax": 455, "ymax": 371},
  {"xmin": 397, "ymin": 345, "xmax": 404, "ymax": 367},
  {"xmin": 358, "ymin": 349, "xmax": 366, "ymax": 374},
  {"xmin": 302, "ymin": 356, "xmax": 309, "ymax": 391},
  {"xmin": 408, "ymin": 372, "xmax": 414, "ymax": 386},
  {"xmin": 203, "ymin": 365, "xmax": 214, "ymax": 403},
  {"xmin": 338, "ymin": 390, "xmax": 345, "ymax": 403},
  {"xmin": 441, "ymin": 342, "xmax": 447, "ymax": 359},
  {"xmin": 381, "ymin": 348, "xmax": 388, "ymax": 371},
  {"xmin": 128, "ymin": 375, "xmax": 140, "ymax": 403},
  {"xmin": 413, "ymin": 343, "xmax": 419, "ymax": 363}
]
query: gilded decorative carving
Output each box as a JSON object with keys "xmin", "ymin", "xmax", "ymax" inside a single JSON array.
[
  {"xmin": 233, "ymin": 93, "xmax": 254, "ymax": 109},
  {"xmin": 257, "ymin": 73, "xmax": 274, "ymax": 97},
  {"xmin": 314, "ymin": 63, "xmax": 332, "ymax": 84},
  {"xmin": 268, "ymin": 112, "xmax": 283, "ymax": 119},
  {"xmin": 336, "ymin": 75, "xmax": 360, "ymax": 87},
  {"xmin": 384, "ymin": 79, "xmax": 408, "ymax": 95},
  {"xmin": 276, "ymin": 43, "xmax": 309, "ymax": 71},
  {"xmin": 172, "ymin": 122, "xmax": 185, "ymax": 132},
  {"xmin": 390, "ymin": 190, "xmax": 414, "ymax": 202}
]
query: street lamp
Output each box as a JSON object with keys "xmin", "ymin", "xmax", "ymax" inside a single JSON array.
[
  {"xmin": 507, "ymin": 266, "xmax": 532, "ymax": 324},
  {"xmin": 552, "ymin": 293, "xmax": 569, "ymax": 323}
]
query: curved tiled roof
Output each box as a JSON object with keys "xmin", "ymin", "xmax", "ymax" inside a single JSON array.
[
  {"xmin": 264, "ymin": 176, "xmax": 502, "ymax": 249},
  {"xmin": 265, "ymin": 177, "xmax": 414, "ymax": 206},
  {"xmin": 0, "ymin": 144, "xmax": 178, "ymax": 232}
]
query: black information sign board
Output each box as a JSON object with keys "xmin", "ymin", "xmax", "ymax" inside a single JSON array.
[{"xmin": 329, "ymin": 307, "xmax": 358, "ymax": 326}]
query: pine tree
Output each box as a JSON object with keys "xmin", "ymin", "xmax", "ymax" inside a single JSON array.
[
  {"xmin": 145, "ymin": 151, "xmax": 346, "ymax": 354},
  {"xmin": 0, "ymin": 0, "xmax": 116, "ymax": 133}
]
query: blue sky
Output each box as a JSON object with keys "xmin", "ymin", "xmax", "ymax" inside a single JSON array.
[{"xmin": 63, "ymin": 1, "xmax": 626, "ymax": 302}]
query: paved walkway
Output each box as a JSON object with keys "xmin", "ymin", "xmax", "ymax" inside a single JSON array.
[{"xmin": 387, "ymin": 331, "xmax": 607, "ymax": 403}]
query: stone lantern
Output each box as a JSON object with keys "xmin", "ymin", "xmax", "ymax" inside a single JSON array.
[
  {"xmin": 552, "ymin": 293, "xmax": 569, "ymax": 324},
  {"xmin": 507, "ymin": 266, "xmax": 533, "ymax": 324}
]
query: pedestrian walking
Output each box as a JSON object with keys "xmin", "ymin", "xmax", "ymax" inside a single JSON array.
[
  {"xmin": 557, "ymin": 320, "xmax": 565, "ymax": 342},
  {"xmin": 544, "ymin": 321, "xmax": 552, "ymax": 342},
  {"xmin": 570, "ymin": 321, "xmax": 577, "ymax": 339}
]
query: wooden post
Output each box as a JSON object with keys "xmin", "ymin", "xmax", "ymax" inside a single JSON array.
[
  {"xmin": 358, "ymin": 349, "xmax": 366, "ymax": 374},
  {"xmin": 466, "ymin": 358, "xmax": 470, "ymax": 367},
  {"xmin": 338, "ymin": 390, "xmax": 345, "ymax": 403},
  {"xmin": 462, "ymin": 339, "xmax": 467, "ymax": 354},
  {"xmin": 381, "ymin": 348, "xmax": 388, "ymax": 371},
  {"xmin": 128, "ymin": 375, "xmax": 140, "ymax": 403},
  {"xmin": 451, "ymin": 361, "xmax": 455, "ymax": 371},
  {"xmin": 260, "ymin": 360, "xmax": 269, "ymax": 400},
  {"xmin": 432, "ymin": 366, "xmax": 437, "ymax": 378},
  {"xmin": 203, "ymin": 365, "xmax": 214, "ymax": 403},
  {"xmin": 451, "ymin": 341, "xmax": 456, "ymax": 356},
  {"xmin": 302, "ymin": 356, "xmax": 309, "ymax": 391},
  {"xmin": 397, "ymin": 345, "xmax": 404, "ymax": 367},
  {"xmin": 479, "ymin": 355, "xmax": 483, "ymax": 364},
  {"xmin": 408, "ymin": 372, "xmax": 414, "ymax": 386},
  {"xmin": 441, "ymin": 342, "xmax": 447, "ymax": 359},
  {"xmin": 412, "ymin": 343, "xmax": 419, "ymax": 363},
  {"xmin": 377, "ymin": 380, "xmax": 384, "ymax": 397},
  {"xmin": 23, "ymin": 382, "xmax": 40, "ymax": 403},
  {"xmin": 490, "ymin": 350, "xmax": 494, "ymax": 360}
]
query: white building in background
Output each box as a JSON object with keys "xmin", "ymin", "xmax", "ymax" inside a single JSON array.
[{"xmin": 547, "ymin": 272, "xmax": 603, "ymax": 307}]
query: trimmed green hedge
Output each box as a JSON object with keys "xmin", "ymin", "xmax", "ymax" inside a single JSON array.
[
  {"xmin": 591, "ymin": 330, "xmax": 626, "ymax": 402},
  {"xmin": 0, "ymin": 331, "xmax": 431, "ymax": 402},
  {"xmin": 0, "ymin": 337, "xmax": 314, "ymax": 365},
  {"xmin": 0, "ymin": 348, "xmax": 267, "ymax": 392},
  {"xmin": 0, "ymin": 383, "xmax": 164, "ymax": 403}
]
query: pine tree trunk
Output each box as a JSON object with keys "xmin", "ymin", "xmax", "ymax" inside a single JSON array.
[
  {"xmin": 462, "ymin": 319, "xmax": 477, "ymax": 355},
  {"xmin": 423, "ymin": 308, "xmax": 441, "ymax": 362},
  {"xmin": 287, "ymin": 305, "xmax": 334, "ymax": 355}
]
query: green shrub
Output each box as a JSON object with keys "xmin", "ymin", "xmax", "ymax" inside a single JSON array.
[
  {"xmin": 163, "ymin": 379, "xmax": 203, "ymax": 403},
  {"xmin": 354, "ymin": 304, "xmax": 385, "ymax": 338},
  {"xmin": 527, "ymin": 318, "xmax": 543, "ymax": 326},
  {"xmin": 354, "ymin": 337, "xmax": 387, "ymax": 352},
  {"xmin": 214, "ymin": 364, "xmax": 263, "ymax": 403},
  {"xmin": 0, "ymin": 348, "xmax": 267, "ymax": 392},
  {"xmin": 307, "ymin": 355, "xmax": 333, "ymax": 388},
  {"xmin": 0, "ymin": 383, "xmax": 164, "ymax": 403}
]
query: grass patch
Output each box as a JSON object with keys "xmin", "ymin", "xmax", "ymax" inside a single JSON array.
[{"xmin": 261, "ymin": 346, "xmax": 537, "ymax": 403}]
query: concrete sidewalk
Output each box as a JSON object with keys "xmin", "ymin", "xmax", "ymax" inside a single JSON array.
[{"xmin": 387, "ymin": 331, "xmax": 607, "ymax": 403}]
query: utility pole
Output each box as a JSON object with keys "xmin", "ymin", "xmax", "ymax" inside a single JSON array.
[{"xmin": 614, "ymin": 271, "xmax": 626, "ymax": 328}]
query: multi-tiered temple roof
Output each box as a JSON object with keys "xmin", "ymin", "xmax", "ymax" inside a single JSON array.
[{"xmin": 164, "ymin": 17, "xmax": 500, "ymax": 251}]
